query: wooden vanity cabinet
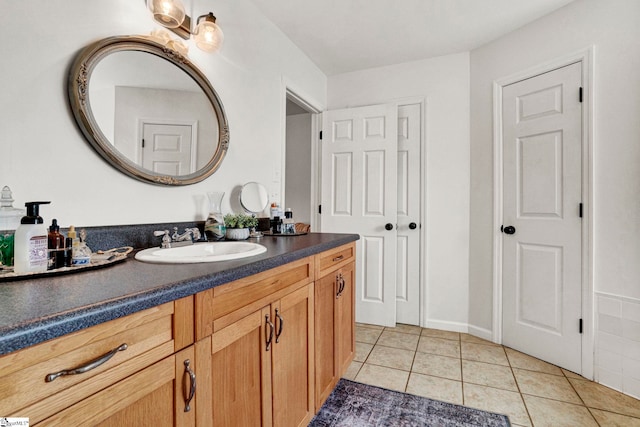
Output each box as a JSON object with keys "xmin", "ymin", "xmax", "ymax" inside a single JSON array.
[
  {"xmin": 195, "ymin": 257, "xmax": 315, "ymax": 427},
  {"xmin": 313, "ymin": 243, "xmax": 356, "ymax": 410},
  {"xmin": 0, "ymin": 296, "xmax": 196, "ymax": 426}
]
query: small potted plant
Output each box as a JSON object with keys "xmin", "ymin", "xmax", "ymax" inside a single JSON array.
[{"xmin": 223, "ymin": 214, "xmax": 259, "ymax": 240}]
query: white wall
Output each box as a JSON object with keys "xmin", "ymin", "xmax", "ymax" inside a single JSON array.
[
  {"xmin": 328, "ymin": 52, "xmax": 471, "ymax": 329},
  {"xmin": 469, "ymin": 0, "xmax": 640, "ymax": 392},
  {"xmin": 0, "ymin": 0, "xmax": 326, "ymax": 227},
  {"xmin": 285, "ymin": 113, "xmax": 312, "ymax": 224}
]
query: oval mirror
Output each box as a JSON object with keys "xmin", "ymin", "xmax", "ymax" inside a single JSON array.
[
  {"xmin": 240, "ymin": 182, "xmax": 269, "ymax": 213},
  {"xmin": 68, "ymin": 36, "xmax": 229, "ymax": 185}
]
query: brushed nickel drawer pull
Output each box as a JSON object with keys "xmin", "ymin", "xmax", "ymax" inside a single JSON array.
[
  {"xmin": 45, "ymin": 343, "xmax": 128, "ymax": 382},
  {"xmin": 332, "ymin": 255, "xmax": 344, "ymax": 262},
  {"xmin": 183, "ymin": 359, "xmax": 196, "ymax": 412}
]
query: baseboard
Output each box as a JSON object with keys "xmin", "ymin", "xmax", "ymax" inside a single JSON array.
[
  {"xmin": 467, "ymin": 324, "xmax": 494, "ymax": 342},
  {"xmin": 424, "ymin": 319, "xmax": 468, "ymax": 333}
]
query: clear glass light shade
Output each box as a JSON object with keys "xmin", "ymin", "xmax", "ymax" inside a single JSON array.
[
  {"xmin": 147, "ymin": 0, "xmax": 186, "ymax": 29},
  {"xmin": 194, "ymin": 15, "xmax": 224, "ymax": 53}
]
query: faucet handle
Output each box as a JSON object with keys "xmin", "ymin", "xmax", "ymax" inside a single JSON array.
[
  {"xmin": 154, "ymin": 230, "xmax": 169, "ymax": 237},
  {"xmin": 154, "ymin": 230, "xmax": 172, "ymax": 249}
]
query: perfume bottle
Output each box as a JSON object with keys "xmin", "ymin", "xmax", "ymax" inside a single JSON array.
[{"xmin": 204, "ymin": 191, "xmax": 226, "ymax": 241}]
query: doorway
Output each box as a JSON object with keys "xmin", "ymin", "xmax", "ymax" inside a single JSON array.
[
  {"xmin": 493, "ymin": 49, "xmax": 594, "ymax": 377},
  {"xmin": 285, "ymin": 97, "xmax": 314, "ymax": 226}
]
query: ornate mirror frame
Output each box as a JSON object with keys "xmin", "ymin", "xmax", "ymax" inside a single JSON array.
[{"xmin": 68, "ymin": 35, "xmax": 229, "ymax": 185}]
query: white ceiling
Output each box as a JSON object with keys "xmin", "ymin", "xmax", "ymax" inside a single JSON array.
[{"xmin": 249, "ymin": 0, "xmax": 576, "ymax": 75}]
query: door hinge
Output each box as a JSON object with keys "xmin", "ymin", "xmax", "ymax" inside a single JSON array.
[
  {"xmin": 579, "ymin": 318, "xmax": 583, "ymax": 334},
  {"xmin": 142, "ymin": 138, "xmax": 145, "ymax": 148},
  {"xmin": 579, "ymin": 202, "xmax": 583, "ymax": 218},
  {"xmin": 319, "ymin": 130, "xmax": 323, "ymax": 140},
  {"xmin": 318, "ymin": 204, "xmax": 322, "ymax": 214},
  {"xmin": 579, "ymin": 87, "xmax": 583, "ymax": 103}
]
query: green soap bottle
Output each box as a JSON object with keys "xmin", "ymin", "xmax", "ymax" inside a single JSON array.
[{"xmin": 0, "ymin": 186, "xmax": 25, "ymax": 267}]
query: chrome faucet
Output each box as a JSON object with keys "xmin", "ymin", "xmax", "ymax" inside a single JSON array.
[{"xmin": 154, "ymin": 227, "xmax": 202, "ymax": 248}]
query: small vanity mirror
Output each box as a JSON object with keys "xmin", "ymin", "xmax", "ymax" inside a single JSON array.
[
  {"xmin": 240, "ymin": 182, "xmax": 269, "ymax": 213},
  {"xmin": 68, "ymin": 36, "xmax": 229, "ymax": 185}
]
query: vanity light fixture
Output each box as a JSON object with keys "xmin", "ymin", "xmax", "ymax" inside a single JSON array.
[{"xmin": 146, "ymin": 0, "xmax": 224, "ymax": 53}]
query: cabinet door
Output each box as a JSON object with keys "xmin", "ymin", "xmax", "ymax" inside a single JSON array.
[
  {"xmin": 336, "ymin": 262, "xmax": 356, "ymax": 375},
  {"xmin": 37, "ymin": 347, "xmax": 196, "ymax": 427},
  {"xmin": 198, "ymin": 306, "xmax": 273, "ymax": 427},
  {"xmin": 314, "ymin": 273, "xmax": 338, "ymax": 410},
  {"xmin": 271, "ymin": 284, "xmax": 314, "ymax": 427}
]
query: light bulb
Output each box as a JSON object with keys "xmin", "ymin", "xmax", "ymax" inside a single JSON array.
[
  {"xmin": 147, "ymin": 0, "xmax": 186, "ymax": 29},
  {"xmin": 194, "ymin": 13, "xmax": 224, "ymax": 53}
]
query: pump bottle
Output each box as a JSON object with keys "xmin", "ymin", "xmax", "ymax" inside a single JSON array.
[{"xmin": 13, "ymin": 201, "xmax": 51, "ymax": 274}]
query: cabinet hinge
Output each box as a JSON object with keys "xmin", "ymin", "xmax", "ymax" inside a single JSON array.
[
  {"xmin": 579, "ymin": 203, "xmax": 583, "ymax": 218},
  {"xmin": 579, "ymin": 318, "xmax": 583, "ymax": 334},
  {"xmin": 579, "ymin": 87, "xmax": 583, "ymax": 103}
]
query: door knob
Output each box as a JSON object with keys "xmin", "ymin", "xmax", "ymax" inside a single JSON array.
[
  {"xmin": 502, "ymin": 225, "xmax": 516, "ymax": 235},
  {"xmin": 385, "ymin": 223, "xmax": 393, "ymax": 231},
  {"xmin": 409, "ymin": 222, "xmax": 417, "ymax": 230}
]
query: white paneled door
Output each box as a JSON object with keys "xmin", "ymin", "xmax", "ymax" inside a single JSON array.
[
  {"xmin": 396, "ymin": 104, "xmax": 422, "ymax": 325},
  {"xmin": 141, "ymin": 122, "xmax": 195, "ymax": 175},
  {"xmin": 501, "ymin": 62, "xmax": 583, "ymax": 373},
  {"xmin": 322, "ymin": 103, "xmax": 398, "ymax": 326},
  {"xmin": 321, "ymin": 102, "xmax": 422, "ymax": 327}
]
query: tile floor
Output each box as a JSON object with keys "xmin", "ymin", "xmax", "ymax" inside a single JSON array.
[{"xmin": 344, "ymin": 323, "xmax": 640, "ymax": 427}]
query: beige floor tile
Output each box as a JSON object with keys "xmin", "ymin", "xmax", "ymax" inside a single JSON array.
[
  {"xmin": 561, "ymin": 368, "xmax": 584, "ymax": 379},
  {"xmin": 406, "ymin": 373, "xmax": 463, "ymax": 405},
  {"xmin": 355, "ymin": 325, "xmax": 382, "ymax": 344},
  {"xmin": 388, "ymin": 323, "xmax": 423, "ymax": 335},
  {"xmin": 570, "ymin": 378, "xmax": 640, "ymax": 418},
  {"xmin": 377, "ymin": 330, "xmax": 420, "ymax": 351},
  {"xmin": 417, "ymin": 336, "xmax": 460, "ymax": 358},
  {"xmin": 523, "ymin": 394, "xmax": 598, "ymax": 427},
  {"xmin": 343, "ymin": 361, "xmax": 362, "ymax": 380},
  {"xmin": 354, "ymin": 342, "xmax": 373, "ymax": 362},
  {"xmin": 421, "ymin": 328, "xmax": 460, "ymax": 341},
  {"xmin": 356, "ymin": 322, "xmax": 384, "ymax": 331},
  {"xmin": 412, "ymin": 352, "xmax": 461, "ymax": 381},
  {"xmin": 463, "ymin": 383, "xmax": 531, "ymax": 426},
  {"xmin": 513, "ymin": 368, "xmax": 582, "ymax": 404},
  {"xmin": 461, "ymin": 341, "xmax": 509, "ymax": 366},
  {"xmin": 460, "ymin": 333, "xmax": 499, "ymax": 346},
  {"xmin": 354, "ymin": 363, "xmax": 409, "ymax": 392},
  {"xmin": 462, "ymin": 360, "xmax": 518, "ymax": 391},
  {"xmin": 589, "ymin": 408, "xmax": 640, "ymax": 427},
  {"xmin": 504, "ymin": 347, "xmax": 563, "ymax": 375},
  {"xmin": 366, "ymin": 345, "xmax": 415, "ymax": 371}
]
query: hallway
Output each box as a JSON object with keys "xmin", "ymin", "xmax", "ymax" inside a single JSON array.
[{"xmin": 345, "ymin": 323, "xmax": 640, "ymax": 426}]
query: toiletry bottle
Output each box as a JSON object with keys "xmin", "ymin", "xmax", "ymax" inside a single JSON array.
[
  {"xmin": 13, "ymin": 201, "xmax": 51, "ymax": 274},
  {"xmin": 47, "ymin": 219, "xmax": 65, "ymax": 270},
  {"xmin": 64, "ymin": 237, "xmax": 73, "ymax": 267},
  {"xmin": 0, "ymin": 186, "xmax": 25, "ymax": 266},
  {"xmin": 67, "ymin": 225, "xmax": 80, "ymax": 264},
  {"xmin": 72, "ymin": 228, "xmax": 92, "ymax": 265}
]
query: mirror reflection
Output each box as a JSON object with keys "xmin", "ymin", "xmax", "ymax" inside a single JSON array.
[{"xmin": 68, "ymin": 36, "xmax": 229, "ymax": 185}]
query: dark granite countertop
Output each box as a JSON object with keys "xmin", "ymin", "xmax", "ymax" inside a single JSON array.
[{"xmin": 0, "ymin": 232, "xmax": 358, "ymax": 356}]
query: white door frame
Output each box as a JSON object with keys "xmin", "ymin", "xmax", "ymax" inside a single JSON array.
[{"xmin": 492, "ymin": 47, "xmax": 595, "ymax": 379}]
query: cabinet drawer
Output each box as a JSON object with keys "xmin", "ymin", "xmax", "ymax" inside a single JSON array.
[
  {"xmin": 316, "ymin": 242, "xmax": 355, "ymax": 278},
  {"xmin": 0, "ymin": 297, "xmax": 193, "ymax": 424},
  {"xmin": 196, "ymin": 256, "xmax": 314, "ymax": 339}
]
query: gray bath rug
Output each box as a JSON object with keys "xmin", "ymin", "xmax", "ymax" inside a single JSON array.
[{"xmin": 310, "ymin": 379, "xmax": 511, "ymax": 427}]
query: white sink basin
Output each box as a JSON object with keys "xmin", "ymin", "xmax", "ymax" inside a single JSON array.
[{"xmin": 135, "ymin": 241, "xmax": 267, "ymax": 264}]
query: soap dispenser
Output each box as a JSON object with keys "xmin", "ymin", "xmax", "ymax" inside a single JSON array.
[
  {"xmin": 0, "ymin": 186, "xmax": 25, "ymax": 266},
  {"xmin": 13, "ymin": 201, "xmax": 51, "ymax": 274}
]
